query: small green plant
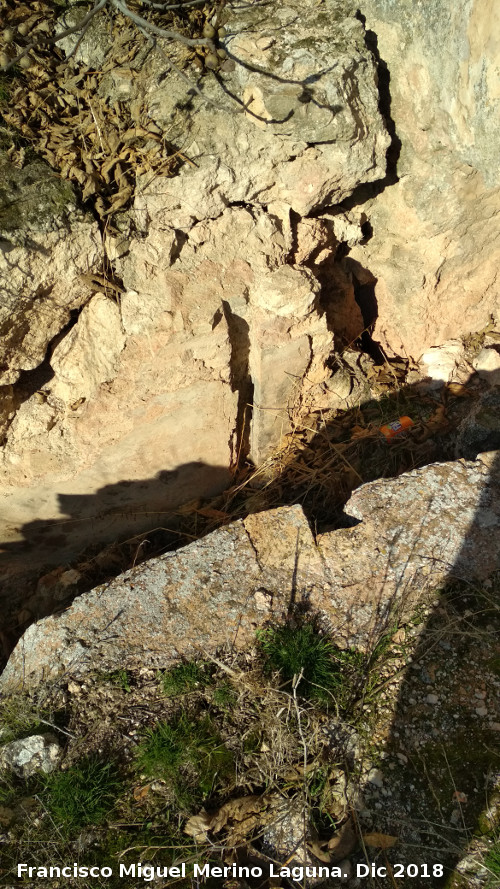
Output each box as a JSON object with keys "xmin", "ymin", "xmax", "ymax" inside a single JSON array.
[
  {"xmin": 135, "ymin": 713, "xmax": 234, "ymax": 809},
  {"xmin": 485, "ymin": 840, "xmax": 500, "ymax": 884},
  {"xmin": 42, "ymin": 758, "xmax": 121, "ymax": 833},
  {"xmin": 108, "ymin": 669, "xmax": 132, "ymax": 692},
  {"xmin": 0, "ymin": 776, "xmax": 15, "ymax": 807},
  {"xmin": 257, "ymin": 620, "xmax": 356, "ymax": 702},
  {"xmin": 212, "ymin": 682, "xmax": 237, "ymax": 709},
  {"xmin": 161, "ymin": 661, "xmax": 207, "ymax": 696},
  {"xmin": 0, "ymin": 692, "xmax": 47, "ymax": 743}
]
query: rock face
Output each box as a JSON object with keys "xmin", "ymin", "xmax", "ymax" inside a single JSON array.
[
  {"xmin": 2, "ymin": 453, "xmax": 497, "ymax": 692},
  {"xmin": 0, "ymin": 0, "xmax": 390, "ymax": 583},
  {"xmin": 142, "ymin": 0, "xmax": 390, "ymax": 222},
  {"xmin": 346, "ymin": 0, "xmax": 500, "ymax": 357},
  {"xmin": 0, "ymin": 150, "xmax": 101, "ymax": 387},
  {"xmin": 1, "ymin": 0, "xmax": 499, "ymax": 588}
]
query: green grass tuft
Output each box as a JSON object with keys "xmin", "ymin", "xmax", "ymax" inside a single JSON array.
[
  {"xmin": 257, "ymin": 620, "xmax": 359, "ymax": 702},
  {"xmin": 212, "ymin": 682, "xmax": 237, "ymax": 709},
  {"xmin": 42, "ymin": 758, "xmax": 121, "ymax": 833},
  {"xmin": 135, "ymin": 713, "xmax": 234, "ymax": 809},
  {"xmin": 0, "ymin": 693, "xmax": 48, "ymax": 743},
  {"xmin": 161, "ymin": 661, "xmax": 207, "ymax": 696},
  {"xmin": 108, "ymin": 669, "xmax": 132, "ymax": 692},
  {"xmin": 485, "ymin": 840, "xmax": 500, "ymax": 882}
]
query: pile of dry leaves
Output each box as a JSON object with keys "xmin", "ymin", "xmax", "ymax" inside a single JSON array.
[{"xmin": 0, "ymin": 0, "xmax": 209, "ymax": 220}]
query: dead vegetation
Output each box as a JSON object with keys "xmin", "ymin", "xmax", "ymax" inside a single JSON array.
[
  {"xmin": 0, "ymin": 613, "xmax": 407, "ymax": 888},
  {"xmin": 0, "ymin": 0, "xmax": 233, "ymax": 222},
  {"xmin": 1, "ymin": 583, "xmax": 499, "ymax": 889}
]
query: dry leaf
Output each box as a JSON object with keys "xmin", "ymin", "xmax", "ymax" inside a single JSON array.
[
  {"xmin": 196, "ymin": 507, "xmax": 229, "ymax": 520},
  {"xmin": 327, "ymin": 817, "xmax": 357, "ymax": 861},
  {"xmin": 101, "ymin": 156, "xmax": 118, "ymax": 183},
  {"xmin": 82, "ymin": 175, "xmax": 99, "ymax": 201},
  {"xmin": 350, "ymin": 424, "xmax": 377, "ymax": 441},
  {"xmin": 68, "ymin": 166, "xmax": 87, "ymax": 186},
  {"xmin": 114, "ymin": 162, "xmax": 129, "ymax": 189},
  {"xmin": 122, "ymin": 126, "xmax": 151, "ymax": 142},
  {"xmin": 133, "ymin": 783, "xmax": 151, "ymax": 802},
  {"xmin": 184, "ymin": 812, "xmax": 211, "ymax": 842},
  {"xmin": 363, "ymin": 832, "xmax": 398, "ymax": 850},
  {"xmin": 307, "ymin": 840, "xmax": 332, "ymax": 863},
  {"xmin": 282, "ymin": 762, "xmax": 320, "ymax": 782},
  {"xmin": 209, "ymin": 795, "xmax": 263, "ymax": 834},
  {"xmin": 417, "ymin": 404, "xmax": 450, "ymax": 441},
  {"xmin": 106, "ymin": 131, "xmax": 121, "ymax": 154},
  {"xmin": 103, "ymin": 185, "xmax": 134, "ymax": 215},
  {"xmin": 446, "ymin": 382, "xmax": 471, "ymax": 397}
]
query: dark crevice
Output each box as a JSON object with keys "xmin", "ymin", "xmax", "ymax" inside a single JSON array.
[
  {"xmin": 226, "ymin": 199, "xmax": 260, "ymax": 215},
  {"xmin": 170, "ymin": 229, "xmax": 189, "ymax": 264},
  {"xmin": 347, "ymin": 258, "xmax": 387, "ymax": 363},
  {"xmin": 285, "ymin": 209, "xmax": 301, "ymax": 264},
  {"xmin": 221, "ymin": 300, "xmax": 254, "ymax": 469},
  {"xmin": 337, "ymin": 12, "xmax": 401, "ymax": 210}
]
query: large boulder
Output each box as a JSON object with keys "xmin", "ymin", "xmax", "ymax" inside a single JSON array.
[{"xmin": 1, "ymin": 453, "xmax": 497, "ymax": 692}]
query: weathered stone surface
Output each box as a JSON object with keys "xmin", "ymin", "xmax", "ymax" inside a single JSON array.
[
  {"xmin": 318, "ymin": 451, "xmax": 500, "ymax": 645},
  {"xmin": 0, "ymin": 152, "xmax": 101, "ymax": 385},
  {"xmin": 50, "ymin": 294, "xmax": 126, "ymax": 403},
  {"xmin": 5, "ymin": 0, "xmax": 498, "ymax": 591},
  {"xmin": 143, "ymin": 0, "xmax": 390, "ymax": 223},
  {"xmin": 473, "ymin": 347, "xmax": 500, "ymax": 385},
  {"xmin": 0, "ymin": 733, "xmax": 62, "ymax": 778},
  {"xmin": 456, "ymin": 391, "xmax": 500, "ymax": 459},
  {"xmin": 346, "ymin": 0, "xmax": 500, "ymax": 358},
  {"xmin": 114, "ymin": 206, "xmax": 332, "ymax": 465},
  {"xmin": 2, "ymin": 454, "xmax": 498, "ymax": 691},
  {"xmin": 418, "ymin": 340, "xmax": 467, "ymax": 387},
  {"xmin": 56, "ymin": 5, "xmax": 113, "ymax": 70}
]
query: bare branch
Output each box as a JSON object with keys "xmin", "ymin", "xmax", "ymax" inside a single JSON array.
[
  {"xmin": 134, "ymin": 0, "xmax": 208, "ymax": 9},
  {"xmin": 53, "ymin": 0, "xmax": 110, "ymax": 43},
  {"xmin": 63, "ymin": 9, "xmax": 101, "ymax": 62},
  {"xmin": 110, "ymin": 0, "xmax": 216, "ymax": 50},
  {"xmin": 0, "ymin": 0, "xmax": 109, "ymax": 73},
  {"xmin": 153, "ymin": 38, "xmax": 244, "ymax": 114}
]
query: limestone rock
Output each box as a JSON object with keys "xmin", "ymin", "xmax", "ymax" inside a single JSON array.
[
  {"xmin": 473, "ymin": 347, "xmax": 500, "ymax": 385},
  {"xmin": 0, "ymin": 0, "xmax": 390, "ymax": 581},
  {"xmin": 114, "ymin": 205, "xmax": 332, "ymax": 467},
  {"xmin": 143, "ymin": 0, "xmax": 390, "ymax": 223},
  {"xmin": 2, "ymin": 454, "xmax": 498, "ymax": 691},
  {"xmin": 0, "ymin": 733, "xmax": 62, "ymax": 778},
  {"xmin": 262, "ymin": 798, "xmax": 316, "ymax": 871},
  {"xmin": 317, "ymin": 452, "xmax": 500, "ymax": 646},
  {"xmin": 346, "ymin": 0, "xmax": 500, "ymax": 358},
  {"xmin": 50, "ymin": 294, "xmax": 126, "ymax": 404},
  {"xmin": 0, "ymin": 505, "xmax": 320, "ymax": 689},
  {"xmin": 0, "ymin": 152, "xmax": 101, "ymax": 385},
  {"xmin": 419, "ymin": 340, "xmax": 467, "ymax": 386},
  {"xmin": 56, "ymin": 5, "xmax": 113, "ymax": 69}
]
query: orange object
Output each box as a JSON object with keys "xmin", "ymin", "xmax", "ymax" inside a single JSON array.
[{"xmin": 380, "ymin": 415, "xmax": 414, "ymax": 440}]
